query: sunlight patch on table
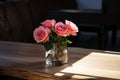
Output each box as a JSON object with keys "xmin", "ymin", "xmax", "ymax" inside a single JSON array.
[
  {"xmin": 105, "ymin": 50, "xmax": 120, "ymax": 54},
  {"xmin": 71, "ymin": 74, "xmax": 95, "ymax": 79},
  {"xmin": 54, "ymin": 73, "xmax": 65, "ymax": 76},
  {"xmin": 60, "ymin": 52, "xmax": 120, "ymax": 79}
]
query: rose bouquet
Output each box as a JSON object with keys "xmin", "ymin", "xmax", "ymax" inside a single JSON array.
[
  {"xmin": 33, "ymin": 19, "xmax": 78, "ymax": 65},
  {"xmin": 33, "ymin": 19, "xmax": 79, "ymax": 51}
]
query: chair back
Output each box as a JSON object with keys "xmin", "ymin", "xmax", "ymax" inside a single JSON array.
[{"xmin": 102, "ymin": 0, "xmax": 120, "ymax": 15}]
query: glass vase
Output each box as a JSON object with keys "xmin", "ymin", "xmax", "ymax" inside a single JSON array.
[{"xmin": 45, "ymin": 42, "xmax": 68, "ymax": 66}]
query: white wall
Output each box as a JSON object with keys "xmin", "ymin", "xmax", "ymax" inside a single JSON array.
[{"xmin": 76, "ymin": 0, "xmax": 102, "ymax": 10}]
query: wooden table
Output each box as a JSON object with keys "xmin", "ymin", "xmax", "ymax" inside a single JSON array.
[{"xmin": 0, "ymin": 41, "xmax": 120, "ymax": 80}]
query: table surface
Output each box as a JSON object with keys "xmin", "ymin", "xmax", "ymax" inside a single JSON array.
[{"xmin": 0, "ymin": 41, "xmax": 120, "ymax": 80}]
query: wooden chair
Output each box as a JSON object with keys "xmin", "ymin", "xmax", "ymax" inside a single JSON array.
[
  {"xmin": 0, "ymin": 0, "xmax": 34, "ymax": 42},
  {"xmin": 102, "ymin": 0, "xmax": 120, "ymax": 48},
  {"xmin": 48, "ymin": 0, "xmax": 119, "ymax": 50}
]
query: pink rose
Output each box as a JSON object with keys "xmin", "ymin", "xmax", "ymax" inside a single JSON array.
[
  {"xmin": 65, "ymin": 20, "xmax": 78, "ymax": 36},
  {"xmin": 41, "ymin": 19, "xmax": 56, "ymax": 28},
  {"xmin": 33, "ymin": 26, "xmax": 50, "ymax": 43},
  {"xmin": 55, "ymin": 22, "xmax": 68, "ymax": 37}
]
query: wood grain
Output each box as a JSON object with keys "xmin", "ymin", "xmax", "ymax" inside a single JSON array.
[{"xmin": 0, "ymin": 41, "xmax": 120, "ymax": 80}]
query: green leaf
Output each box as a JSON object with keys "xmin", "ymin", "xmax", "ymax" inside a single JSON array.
[
  {"xmin": 44, "ymin": 41, "xmax": 53, "ymax": 51},
  {"xmin": 67, "ymin": 40, "xmax": 72, "ymax": 44}
]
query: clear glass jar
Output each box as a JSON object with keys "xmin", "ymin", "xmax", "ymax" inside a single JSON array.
[{"xmin": 45, "ymin": 42, "xmax": 68, "ymax": 66}]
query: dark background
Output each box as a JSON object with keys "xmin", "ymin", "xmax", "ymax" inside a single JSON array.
[{"xmin": 0, "ymin": 0, "xmax": 120, "ymax": 51}]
